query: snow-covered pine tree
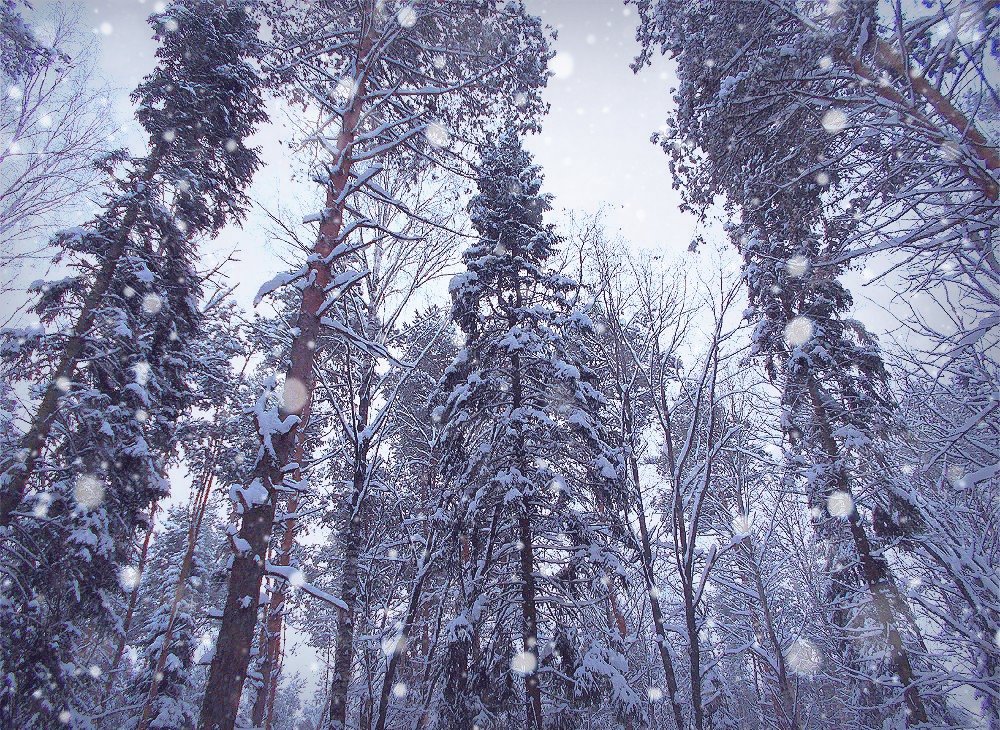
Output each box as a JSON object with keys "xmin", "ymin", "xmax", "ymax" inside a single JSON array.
[
  {"xmin": 630, "ymin": 2, "xmax": 960, "ymax": 723},
  {"xmin": 629, "ymin": 0, "xmax": 999, "ymax": 520},
  {"xmin": 629, "ymin": 0, "xmax": 998, "ymax": 271},
  {"xmin": 0, "ymin": 2, "xmax": 266, "ymax": 725},
  {"xmin": 731, "ymin": 220, "xmax": 939, "ymax": 726},
  {"xmin": 0, "ymin": 0, "xmax": 267, "ymax": 526},
  {"xmin": 435, "ymin": 132, "xmax": 641, "ymax": 730},
  {"xmin": 202, "ymin": 3, "xmax": 552, "ymax": 726}
]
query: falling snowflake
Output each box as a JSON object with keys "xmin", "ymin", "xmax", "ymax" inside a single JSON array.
[
  {"xmin": 392, "ymin": 682, "xmax": 408, "ymax": 698},
  {"xmin": 134, "ymin": 361, "xmax": 151, "ymax": 386},
  {"xmin": 74, "ymin": 474, "xmax": 105, "ymax": 510},
  {"xmin": 821, "ymin": 109, "xmax": 847, "ymax": 134},
  {"xmin": 32, "ymin": 492, "xmax": 52, "ymax": 518},
  {"xmin": 55, "ymin": 376, "xmax": 72, "ymax": 393},
  {"xmin": 141, "ymin": 292, "xmax": 163, "ymax": 315},
  {"xmin": 785, "ymin": 637, "xmax": 822, "ymax": 675},
  {"xmin": 381, "ymin": 634, "xmax": 407, "ymax": 656},
  {"xmin": 786, "ymin": 254, "xmax": 809, "ymax": 278},
  {"xmin": 647, "ymin": 687, "xmax": 664, "ymax": 702},
  {"xmin": 288, "ymin": 569, "xmax": 306, "ymax": 588},
  {"xmin": 7, "ymin": 85, "xmax": 22, "ymax": 99},
  {"xmin": 281, "ymin": 376, "xmax": 309, "ymax": 414},
  {"xmin": 783, "ymin": 316, "xmax": 813, "ymax": 347},
  {"xmin": 732, "ymin": 513, "xmax": 752, "ymax": 535},
  {"xmin": 826, "ymin": 491, "xmax": 854, "ymax": 518},
  {"xmin": 510, "ymin": 650, "xmax": 537, "ymax": 676},
  {"xmin": 119, "ymin": 565, "xmax": 141, "ymax": 591},
  {"xmin": 163, "ymin": 17, "xmax": 179, "ymax": 32},
  {"xmin": 397, "ymin": 6, "xmax": 417, "ymax": 28},
  {"xmin": 549, "ymin": 52, "xmax": 574, "ymax": 79},
  {"xmin": 225, "ymin": 138, "xmax": 239, "ymax": 153},
  {"xmin": 162, "ymin": 129, "xmax": 176, "ymax": 143},
  {"xmin": 424, "ymin": 121, "xmax": 451, "ymax": 149},
  {"xmin": 335, "ymin": 77, "xmax": 358, "ymax": 100}
]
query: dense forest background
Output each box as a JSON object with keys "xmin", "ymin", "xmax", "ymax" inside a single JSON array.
[{"xmin": 0, "ymin": 1, "xmax": 997, "ymax": 729}]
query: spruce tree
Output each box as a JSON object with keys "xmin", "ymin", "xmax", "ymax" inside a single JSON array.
[
  {"xmin": 735, "ymin": 219, "xmax": 937, "ymax": 725},
  {"xmin": 436, "ymin": 133, "xmax": 642, "ymax": 730},
  {"xmin": 0, "ymin": 0, "xmax": 267, "ymax": 526},
  {"xmin": 0, "ymin": 2, "xmax": 266, "ymax": 725}
]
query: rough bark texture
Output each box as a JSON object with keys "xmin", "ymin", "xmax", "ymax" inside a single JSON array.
[
  {"xmin": 327, "ymin": 482, "xmax": 364, "ymax": 730},
  {"xmin": 252, "ymin": 490, "xmax": 298, "ymax": 730}
]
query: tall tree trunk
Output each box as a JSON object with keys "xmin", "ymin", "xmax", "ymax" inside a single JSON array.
[
  {"xmin": 518, "ymin": 510, "xmax": 543, "ymax": 730},
  {"xmin": 627, "ymin": 452, "xmax": 686, "ymax": 730},
  {"xmin": 506, "ymin": 255, "xmax": 543, "ymax": 730},
  {"xmin": 373, "ymin": 532, "xmax": 437, "ymax": 730},
  {"xmin": 197, "ymin": 14, "xmax": 376, "ymax": 727},
  {"xmin": 806, "ymin": 379, "xmax": 929, "ymax": 726},
  {"xmin": 328, "ymin": 365, "xmax": 373, "ymax": 730},
  {"xmin": 0, "ymin": 157, "xmax": 163, "ymax": 526},
  {"xmin": 104, "ymin": 501, "xmax": 159, "ymax": 695},
  {"xmin": 678, "ymin": 502, "xmax": 704, "ymax": 730},
  {"xmin": 328, "ymin": 482, "xmax": 364, "ymax": 730},
  {"xmin": 252, "ymin": 491, "xmax": 299, "ymax": 729},
  {"xmin": 137, "ymin": 452, "xmax": 217, "ymax": 730}
]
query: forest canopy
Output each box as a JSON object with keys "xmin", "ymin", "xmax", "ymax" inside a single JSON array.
[{"xmin": 0, "ymin": 1, "xmax": 997, "ymax": 729}]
